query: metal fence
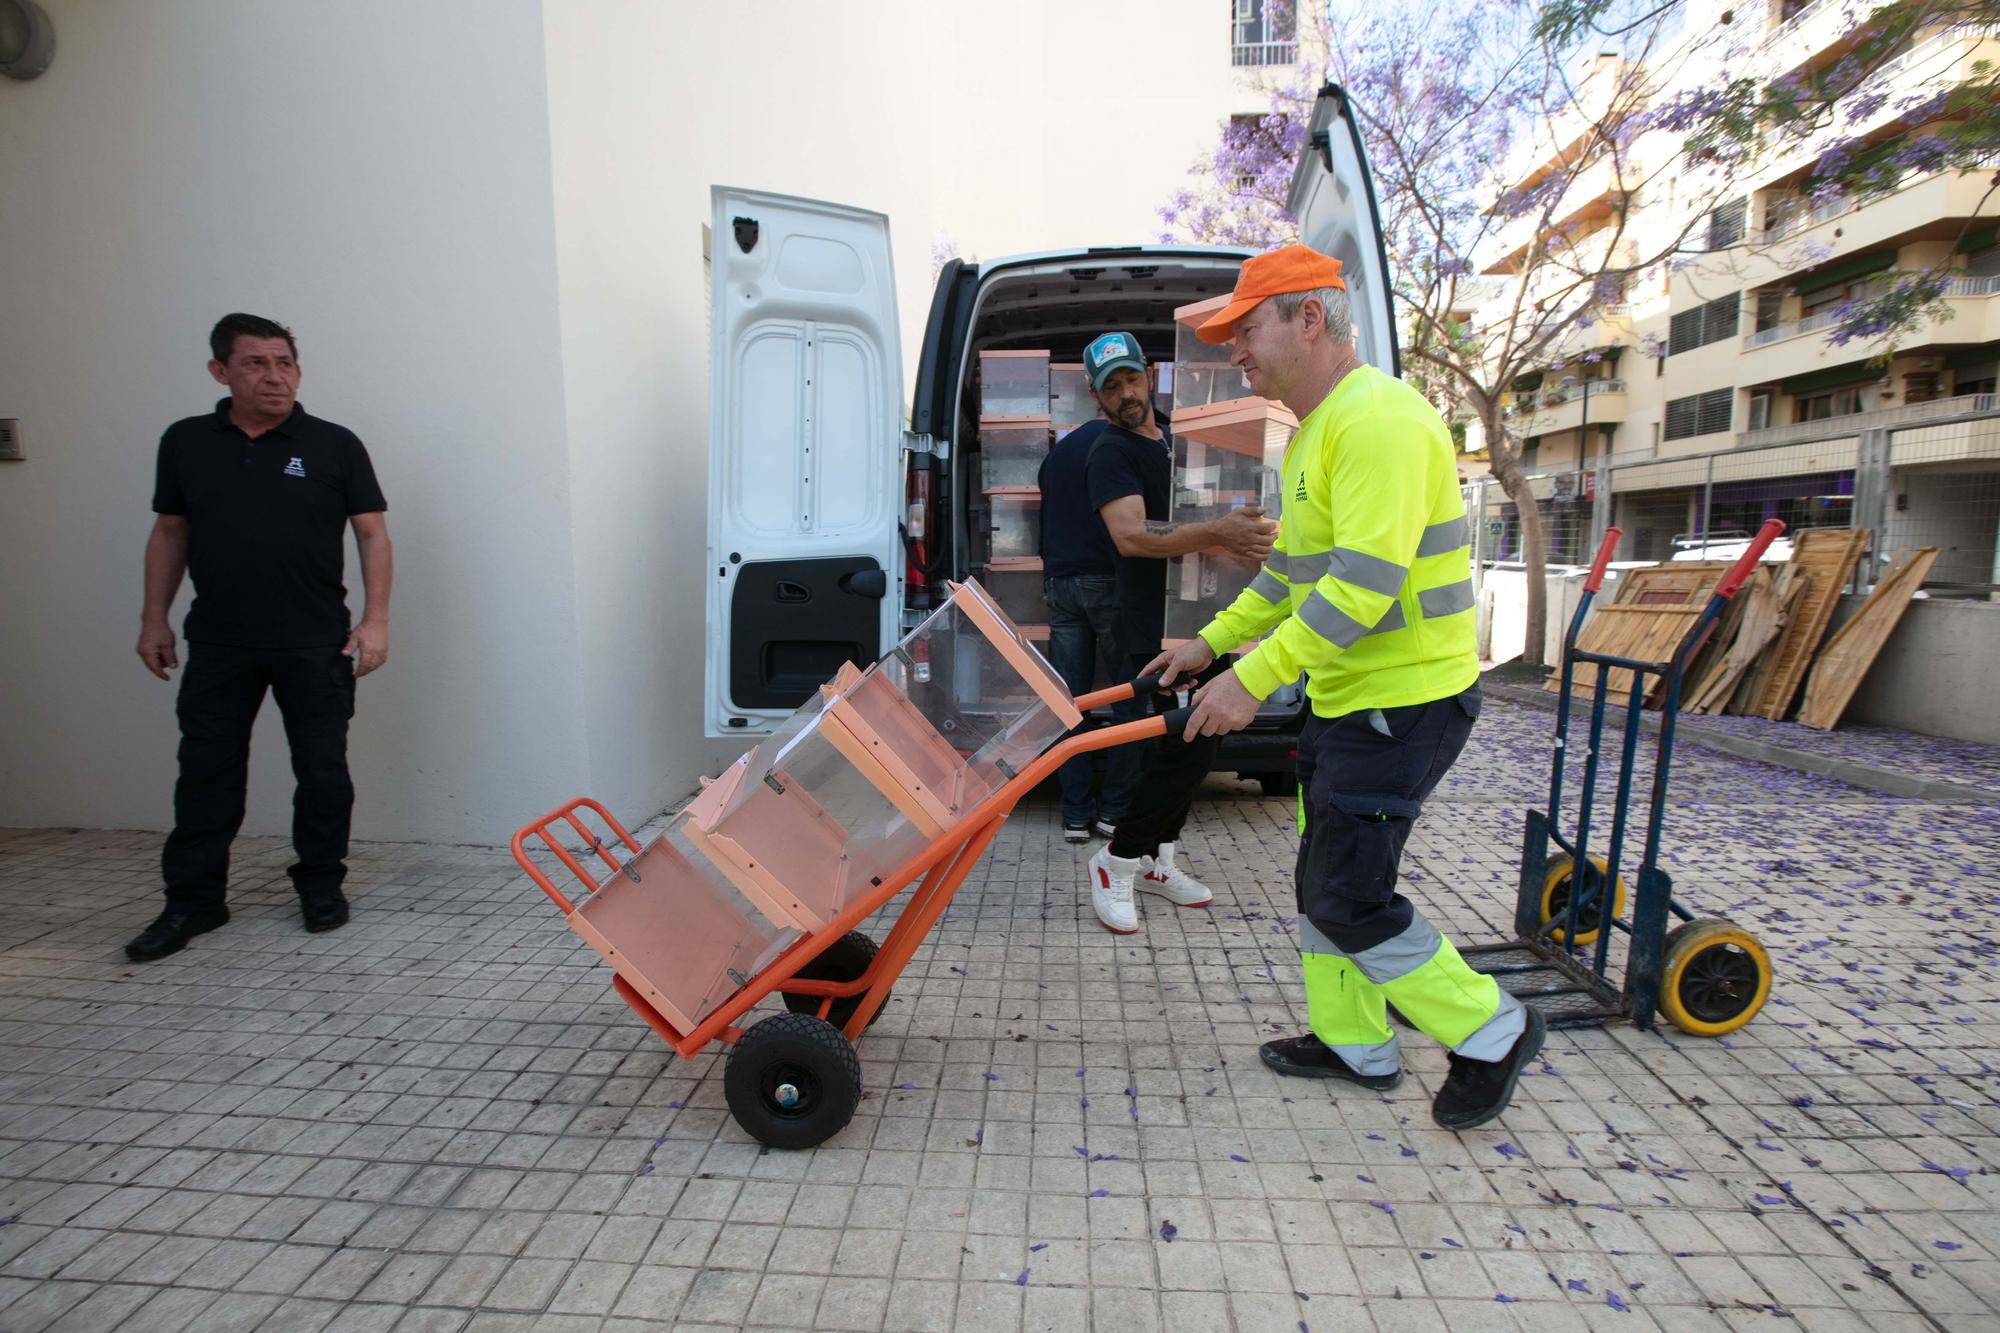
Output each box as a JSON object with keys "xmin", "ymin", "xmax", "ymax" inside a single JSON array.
[{"xmin": 1462, "ymin": 395, "xmax": 2000, "ymax": 599}]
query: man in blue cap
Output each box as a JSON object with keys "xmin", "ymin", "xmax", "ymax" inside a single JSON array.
[{"xmin": 1037, "ymin": 331, "xmax": 1276, "ymax": 932}]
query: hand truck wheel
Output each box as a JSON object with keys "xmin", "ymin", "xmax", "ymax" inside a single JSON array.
[
  {"xmin": 1657, "ymin": 918, "xmax": 1772, "ymax": 1036},
  {"xmin": 724, "ymin": 1013, "xmax": 862, "ymax": 1150},
  {"xmin": 1539, "ymin": 853, "xmax": 1628, "ymax": 947},
  {"xmin": 783, "ymin": 931, "xmax": 887, "ymax": 1031}
]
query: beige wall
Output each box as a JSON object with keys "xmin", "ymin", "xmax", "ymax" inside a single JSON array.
[{"xmin": 0, "ymin": 0, "xmax": 1282, "ymax": 844}]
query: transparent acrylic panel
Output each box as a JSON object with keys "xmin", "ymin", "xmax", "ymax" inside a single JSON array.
[
  {"xmin": 569, "ymin": 826, "xmax": 802, "ymax": 1035},
  {"xmin": 1050, "ymin": 364, "xmax": 1092, "ymax": 430},
  {"xmin": 1174, "ymin": 303, "xmax": 1255, "ymax": 410},
  {"xmin": 979, "ymin": 421, "xmax": 1052, "ymax": 492},
  {"xmin": 1165, "ymin": 309, "xmax": 1297, "ymax": 645},
  {"xmin": 979, "ymin": 351, "xmax": 1051, "ymax": 418},
  {"xmin": 697, "ymin": 695, "xmax": 933, "ymax": 928},
  {"xmin": 986, "ymin": 494, "xmax": 1041, "ymax": 559},
  {"xmin": 870, "ymin": 581, "xmax": 1078, "ymax": 815},
  {"xmin": 971, "ymin": 562, "xmax": 1047, "ymax": 630}
]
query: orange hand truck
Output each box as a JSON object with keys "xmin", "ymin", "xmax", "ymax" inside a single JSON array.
[{"xmin": 511, "ymin": 581, "xmax": 1190, "ymax": 1149}]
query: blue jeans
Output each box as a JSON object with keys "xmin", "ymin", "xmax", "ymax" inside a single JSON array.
[{"xmin": 1043, "ymin": 574, "xmax": 1142, "ymax": 826}]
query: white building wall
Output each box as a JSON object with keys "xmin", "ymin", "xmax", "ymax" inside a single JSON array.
[
  {"xmin": 0, "ymin": 0, "xmax": 592, "ymax": 846},
  {"xmin": 2, "ymin": 0, "xmax": 1277, "ymax": 845}
]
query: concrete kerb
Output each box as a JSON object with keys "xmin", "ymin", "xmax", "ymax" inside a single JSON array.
[{"xmin": 1480, "ymin": 678, "xmax": 2000, "ymax": 805}]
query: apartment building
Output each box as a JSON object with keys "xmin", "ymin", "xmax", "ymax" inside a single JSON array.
[{"xmin": 1471, "ymin": 0, "xmax": 2000, "ymax": 593}]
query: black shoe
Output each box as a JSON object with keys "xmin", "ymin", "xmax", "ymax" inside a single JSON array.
[
  {"xmin": 125, "ymin": 907, "xmax": 229, "ymax": 962},
  {"xmin": 1062, "ymin": 822, "xmax": 1091, "ymax": 844},
  {"xmin": 1432, "ymin": 1003, "xmax": 1546, "ymax": 1131},
  {"xmin": 1094, "ymin": 818, "xmax": 1118, "ymax": 839},
  {"xmin": 300, "ymin": 891, "xmax": 349, "ymax": 934},
  {"xmin": 1259, "ymin": 1034, "xmax": 1403, "ymax": 1091}
]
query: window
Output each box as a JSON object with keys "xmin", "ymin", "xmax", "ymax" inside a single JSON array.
[
  {"xmin": 1968, "ymin": 245, "xmax": 2000, "ymax": 279},
  {"xmin": 1663, "ymin": 387, "xmax": 1733, "ymax": 440},
  {"xmin": 1667, "ymin": 294, "xmax": 1741, "ymax": 355},
  {"xmin": 1231, "ymin": 0, "xmax": 1296, "ymax": 66},
  {"xmin": 1747, "ymin": 390, "xmax": 1773, "ymax": 431},
  {"xmin": 1956, "ymin": 362, "xmax": 1996, "ymax": 396},
  {"xmin": 1755, "ymin": 289, "xmax": 1784, "ymax": 332},
  {"xmin": 1707, "ymin": 198, "xmax": 1748, "ymax": 250},
  {"xmin": 1795, "ymin": 386, "xmax": 1864, "ymax": 421}
]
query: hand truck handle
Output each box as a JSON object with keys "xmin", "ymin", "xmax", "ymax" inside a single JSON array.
[
  {"xmin": 1715, "ymin": 518, "xmax": 1787, "ymax": 600},
  {"xmin": 1584, "ymin": 527, "xmax": 1622, "ymax": 593},
  {"xmin": 1159, "ymin": 705, "xmax": 1198, "ymax": 738},
  {"xmin": 1074, "ymin": 672, "xmax": 1176, "ymax": 712}
]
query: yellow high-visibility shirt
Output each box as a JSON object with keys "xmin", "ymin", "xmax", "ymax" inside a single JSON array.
[{"xmin": 1198, "ymin": 364, "xmax": 1478, "ymax": 719}]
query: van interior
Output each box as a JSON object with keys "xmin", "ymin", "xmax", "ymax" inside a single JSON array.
[{"xmin": 929, "ymin": 253, "xmax": 1253, "ymax": 616}]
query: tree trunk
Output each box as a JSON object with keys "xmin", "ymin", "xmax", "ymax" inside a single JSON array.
[{"xmin": 1484, "ymin": 416, "xmax": 1549, "ymax": 668}]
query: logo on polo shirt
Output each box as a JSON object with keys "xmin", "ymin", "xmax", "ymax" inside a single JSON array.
[
  {"xmin": 1295, "ymin": 473, "xmax": 1308, "ymax": 503},
  {"xmin": 284, "ymin": 457, "xmax": 306, "ymax": 478}
]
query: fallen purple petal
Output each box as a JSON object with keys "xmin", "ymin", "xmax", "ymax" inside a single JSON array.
[
  {"xmin": 1089, "ymin": 1188, "xmax": 1109, "ymax": 1198},
  {"xmin": 1160, "ymin": 1219, "xmax": 1178, "ymax": 1241}
]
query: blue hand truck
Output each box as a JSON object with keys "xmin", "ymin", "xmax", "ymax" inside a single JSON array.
[{"xmin": 1461, "ymin": 517, "xmax": 1787, "ymax": 1035}]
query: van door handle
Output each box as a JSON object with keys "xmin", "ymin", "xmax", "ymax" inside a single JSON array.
[
  {"xmin": 774, "ymin": 580, "xmax": 810, "ymax": 604},
  {"xmin": 839, "ymin": 569, "xmax": 887, "ymax": 599}
]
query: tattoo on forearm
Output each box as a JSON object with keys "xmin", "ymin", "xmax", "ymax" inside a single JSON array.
[{"xmin": 1142, "ymin": 520, "xmax": 1178, "ymax": 537}]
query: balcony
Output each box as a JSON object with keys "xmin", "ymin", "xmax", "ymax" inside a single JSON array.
[
  {"xmin": 1231, "ymin": 39, "xmax": 1295, "ymax": 66},
  {"xmin": 1738, "ymin": 276, "xmax": 2000, "ymax": 383},
  {"xmin": 1507, "ymin": 379, "xmax": 1629, "ymax": 437},
  {"xmin": 1763, "ymin": 0, "xmax": 1863, "ymax": 70},
  {"xmin": 1745, "ymin": 276, "xmax": 2000, "ymax": 350},
  {"xmin": 1740, "ymin": 392, "xmax": 2000, "ymax": 447},
  {"xmin": 1556, "ymin": 305, "xmax": 1634, "ymax": 359}
]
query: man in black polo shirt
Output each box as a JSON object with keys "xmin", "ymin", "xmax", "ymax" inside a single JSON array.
[
  {"xmin": 1042, "ymin": 331, "xmax": 1274, "ymax": 933},
  {"xmin": 128, "ymin": 313, "xmax": 393, "ymax": 962}
]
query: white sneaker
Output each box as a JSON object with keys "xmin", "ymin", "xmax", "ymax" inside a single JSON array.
[
  {"xmin": 1087, "ymin": 846, "xmax": 1140, "ymax": 934},
  {"xmin": 1138, "ymin": 842, "xmax": 1213, "ymax": 906}
]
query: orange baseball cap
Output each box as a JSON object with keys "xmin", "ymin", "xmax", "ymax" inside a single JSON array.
[{"xmin": 1195, "ymin": 244, "xmax": 1345, "ymax": 344}]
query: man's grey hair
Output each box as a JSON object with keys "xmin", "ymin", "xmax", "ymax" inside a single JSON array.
[{"xmin": 1271, "ymin": 286, "xmax": 1354, "ymax": 343}]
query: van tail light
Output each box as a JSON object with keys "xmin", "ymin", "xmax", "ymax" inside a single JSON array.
[
  {"xmin": 905, "ymin": 465, "xmax": 932, "ymax": 586},
  {"xmin": 910, "ymin": 629, "xmax": 931, "ymax": 684}
]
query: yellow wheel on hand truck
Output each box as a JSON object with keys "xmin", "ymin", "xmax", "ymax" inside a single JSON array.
[
  {"xmin": 1657, "ymin": 918, "xmax": 1772, "ymax": 1036},
  {"xmin": 1539, "ymin": 854, "xmax": 1627, "ymax": 947}
]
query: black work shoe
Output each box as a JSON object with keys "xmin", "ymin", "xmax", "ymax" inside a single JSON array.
[
  {"xmin": 300, "ymin": 891, "xmax": 350, "ymax": 934},
  {"xmin": 1062, "ymin": 822, "xmax": 1091, "ymax": 844},
  {"xmin": 1259, "ymin": 1034, "xmax": 1403, "ymax": 1091},
  {"xmin": 125, "ymin": 908, "xmax": 229, "ymax": 962},
  {"xmin": 1432, "ymin": 1004, "xmax": 1546, "ymax": 1131},
  {"xmin": 1094, "ymin": 819, "xmax": 1118, "ymax": 839}
]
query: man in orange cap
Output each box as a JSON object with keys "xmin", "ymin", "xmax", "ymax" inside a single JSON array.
[{"xmin": 1142, "ymin": 244, "xmax": 1542, "ymax": 1131}]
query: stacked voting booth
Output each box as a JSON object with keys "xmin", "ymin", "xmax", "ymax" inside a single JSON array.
[{"xmin": 549, "ymin": 581, "xmax": 1080, "ymax": 1035}]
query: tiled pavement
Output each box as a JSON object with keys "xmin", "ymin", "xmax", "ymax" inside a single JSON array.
[{"xmin": 1, "ymin": 694, "xmax": 1997, "ymax": 1332}]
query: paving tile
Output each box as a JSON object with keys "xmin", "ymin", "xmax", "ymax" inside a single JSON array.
[{"xmin": 0, "ymin": 703, "xmax": 1994, "ymax": 1331}]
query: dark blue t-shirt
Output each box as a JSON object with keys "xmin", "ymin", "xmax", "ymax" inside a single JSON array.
[
  {"xmin": 1038, "ymin": 422, "xmax": 1117, "ymax": 578},
  {"xmin": 1038, "ymin": 417, "xmax": 1173, "ymax": 654}
]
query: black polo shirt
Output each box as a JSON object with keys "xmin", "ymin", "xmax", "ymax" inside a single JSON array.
[{"xmin": 152, "ymin": 398, "xmax": 387, "ymax": 648}]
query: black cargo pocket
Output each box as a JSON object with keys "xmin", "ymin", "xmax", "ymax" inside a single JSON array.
[{"xmin": 1455, "ymin": 681, "xmax": 1483, "ymax": 721}]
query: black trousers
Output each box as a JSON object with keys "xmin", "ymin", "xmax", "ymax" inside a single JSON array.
[
  {"xmin": 1296, "ymin": 683, "xmax": 1481, "ymax": 955},
  {"xmin": 1106, "ymin": 655, "xmax": 1225, "ymax": 860},
  {"xmin": 161, "ymin": 642, "xmax": 357, "ymax": 912}
]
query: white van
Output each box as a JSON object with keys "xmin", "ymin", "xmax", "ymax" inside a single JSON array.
[{"xmin": 703, "ymin": 83, "xmax": 1400, "ymax": 790}]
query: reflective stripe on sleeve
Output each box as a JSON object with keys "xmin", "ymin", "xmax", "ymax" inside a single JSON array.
[
  {"xmin": 1326, "ymin": 547, "xmax": 1408, "ymax": 598},
  {"xmin": 1415, "ymin": 514, "xmax": 1471, "ymax": 558},
  {"xmin": 1417, "ymin": 578, "xmax": 1476, "ymax": 619}
]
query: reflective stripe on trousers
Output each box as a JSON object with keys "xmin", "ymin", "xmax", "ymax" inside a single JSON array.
[{"xmin": 1298, "ymin": 915, "xmax": 1526, "ymax": 1064}]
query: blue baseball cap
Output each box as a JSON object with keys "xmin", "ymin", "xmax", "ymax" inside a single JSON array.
[{"xmin": 1082, "ymin": 331, "xmax": 1147, "ymax": 390}]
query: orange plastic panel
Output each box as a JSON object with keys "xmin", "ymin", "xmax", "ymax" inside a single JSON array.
[{"xmin": 567, "ymin": 833, "xmax": 798, "ymax": 1034}]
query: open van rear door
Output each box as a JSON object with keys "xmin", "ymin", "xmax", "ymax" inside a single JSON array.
[
  {"xmin": 706, "ymin": 188, "xmax": 904, "ymax": 736},
  {"xmin": 1288, "ymin": 84, "xmax": 1400, "ymax": 375}
]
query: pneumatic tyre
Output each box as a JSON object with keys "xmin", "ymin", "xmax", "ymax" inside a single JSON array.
[
  {"xmin": 723, "ymin": 1012, "xmax": 862, "ymax": 1150},
  {"xmin": 782, "ymin": 930, "xmax": 886, "ymax": 1031},
  {"xmin": 1657, "ymin": 918, "xmax": 1772, "ymax": 1037},
  {"xmin": 1538, "ymin": 853, "xmax": 1628, "ymax": 947}
]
